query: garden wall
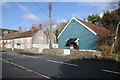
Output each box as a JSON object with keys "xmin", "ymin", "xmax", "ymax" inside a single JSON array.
[{"xmin": 42, "ymin": 49, "xmax": 102, "ymax": 59}]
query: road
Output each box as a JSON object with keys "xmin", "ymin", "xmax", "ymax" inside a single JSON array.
[{"xmin": 0, "ymin": 51, "xmax": 120, "ymax": 79}]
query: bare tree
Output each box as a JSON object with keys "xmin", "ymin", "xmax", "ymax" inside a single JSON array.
[{"xmin": 108, "ymin": 0, "xmax": 120, "ymax": 10}]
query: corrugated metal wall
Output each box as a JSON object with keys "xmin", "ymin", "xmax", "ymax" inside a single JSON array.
[{"xmin": 58, "ymin": 19, "xmax": 97, "ymax": 50}]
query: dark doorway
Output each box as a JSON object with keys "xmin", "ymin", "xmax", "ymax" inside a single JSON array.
[{"xmin": 65, "ymin": 38, "xmax": 79, "ymax": 50}]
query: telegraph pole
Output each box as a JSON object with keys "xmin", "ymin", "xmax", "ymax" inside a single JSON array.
[{"xmin": 48, "ymin": 2, "xmax": 52, "ymax": 49}]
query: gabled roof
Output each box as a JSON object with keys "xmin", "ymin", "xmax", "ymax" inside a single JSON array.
[
  {"xmin": 0, "ymin": 28, "xmax": 18, "ymax": 36},
  {"xmin": 58, "ymin": 17, "xmax": 110, "ymax": 38},
  {"xmin": 2, "ymin": 32, "xmax": 19, "ymax": 40},
  {"xmin": 76, "ymin": 18, "xmax": 110, "ymax": 37},
  {"xmin": 0, "ymin": 28, "xmax": 18, "ymax": 32},
  {"xmin": 14, "ymin": 30, "xmax": 38, "ymax": 38},
  {"xmin": 1, "ymin": 29, "xmax": 43, "ymax": 40}
]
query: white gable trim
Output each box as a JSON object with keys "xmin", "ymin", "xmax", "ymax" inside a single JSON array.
[
  {"xmin": 74, "ymin": 18, "xmax": 97, "ymax": 35},
  {"xmin": 57, "ymin": 17, "xmax": 97, "ymax": 38},
  {"xmin": 57, "ymin": 17, "xmax": 75, "ymax": 38},
  {"xmin": 75, "ymin": 38, "xmax": 79, "ymax": 43}
]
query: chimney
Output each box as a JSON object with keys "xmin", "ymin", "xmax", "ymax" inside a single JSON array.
[
  {"xmin": 84, "ymin": 18, "xmax": 86, "ymax": 22},
  {"xmin": 3, "ymin": 30, "xmax": 8, "ymax": 35},
  {"xmin": 31, "ymin": 24, "xmax": 36, "ymax": 31},
  {"xmin": 19, "ymin": 26, "xmax": 22, "ymax": 33},
  {"xmin": 37, "ymin": 24, "xmax": 42, "ymax": 30}
]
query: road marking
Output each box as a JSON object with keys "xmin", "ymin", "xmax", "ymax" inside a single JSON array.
[
  {"xmin": 2, "ymin": 52, "xmax": 37, "ymax": 59},
  {"xmin": 22, "ymin": 55, "xmax": 26, "ymax": 57},
  {"xmin": 26, "ymin": 55, "xmax": 37, "ymax": 59},
  {"xmin": 103, "ymin": 69, "xmax": 120, "ymax": 75},
  {"xmin": 22, "ymin": 55, "xmax": 37, "ymax": 59},
  {"xmin": 46, "ymin": 59, "xmax": 78, "ymax": 67},
  {"xmin": 0, "ymin": 58, "xmax": 51, "ymax": 79}
]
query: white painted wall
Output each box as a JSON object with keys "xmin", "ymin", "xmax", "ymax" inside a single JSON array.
[
  {"xmin": 33, "ymin": 44, "xmax": 58, "ymax": 53},
  {"xmin": 14, "ymin": 38, "xmax": 21, "ymax": 49},
  {"xmin": 64, "ymin": 49, "xmax": 70, "ymax": 55},
  {"xmin": 52, "ymin": 44, "xmax": 58, "ymax": 48},
  {"xmin": 0, "ymin": 40, "xmax": 3, "ymax": 48},
  {"xmin": 3, "ymin": 40, "xmax": 6, "ymax": 48},
  {"xmin": 6, "ymin": 40, "xmax": 12, "ymax": 48},
  {"xmin": 32, "ymin": 30, "xmax": 47, "ymax": 44},
  {"xmin": 33, "ymin": 44, "xmax": 49, "ymax": 53},
  {"xmin": 14, "ymin": 37, "xmax": 32, "ymax": 49},
  {"xmin": 50, "ymin": 32, "xmax": 57, "ymax": 44}
]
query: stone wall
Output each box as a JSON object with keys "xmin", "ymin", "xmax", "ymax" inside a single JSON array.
[
  {"xmin": 69, "ymin": 50, "xmax": 101, "ymax": 59},
  {"xmin": 24, "ymin": 48, "xmax": 39, "ymax": 53},
  {"xmin": 43, "ymin": 49, "xmax": 64, "ymax": 56},
  {"xmin": 42, "ymin": 49, "xmax": 102, "ymax": 59},
  {"xmin": 2, "ymin": 47, "xmax": 39, "ymax": 54}
]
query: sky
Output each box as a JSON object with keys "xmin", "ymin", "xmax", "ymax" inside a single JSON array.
[{"xmin": 0, "ymin": 1, "xmax": 116, "ymax": 31}]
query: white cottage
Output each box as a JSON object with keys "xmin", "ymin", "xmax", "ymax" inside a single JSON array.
[
  {"xmin": 1, "ymin": 24, "xmax": 57, "ymax": 52},
  {"xmin": 14, "ymin": 30, "xmax": 37, "ymax": 49},
  {"xmin": 1, "ymin": 32, "xmax": 18, "ymax": 49},
  {"xmin": 0, "ymin": 28, "xmax": 18, "ymax": 49}
]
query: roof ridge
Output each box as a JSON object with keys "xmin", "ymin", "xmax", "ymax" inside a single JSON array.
[
  {"xmin": 75, "ymin": 18, "xmax": 110, "ymax": 36},
  {"xmin": 14, "ymin": 29, "xmax": 39, "ymax": 38},
  {"xmin": 58, "ymin": 17, "xmax": 110, "ymax": 38}
]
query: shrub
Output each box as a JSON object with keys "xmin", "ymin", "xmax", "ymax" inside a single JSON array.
[
  {"xmin": 97, "ymin": 34, "xmax": 120, "ymax": 58},
  {"xmin": 111, "ymin": 53, "xmax": 120, "ymax": 62},
  {"xmin": 98, "ymin": 44, "xmax": 111, "ymax": 58}
]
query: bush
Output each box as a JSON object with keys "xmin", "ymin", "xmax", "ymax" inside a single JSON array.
[
  {"xmin": 97, "ymin": 44, "xmax": 111, "ymax": 58},
  {"xmin": 111, "ymin": 53, "xmax": 120, "ymax": 62},
  {"xmin": 97, "ymin": 34, "xmax": 120, "ymax": 58}
]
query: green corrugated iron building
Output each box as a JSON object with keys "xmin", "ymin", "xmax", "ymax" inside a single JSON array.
[{"xmin": 58, "ymin": 17, "xmax": 109, "ymax": 51}]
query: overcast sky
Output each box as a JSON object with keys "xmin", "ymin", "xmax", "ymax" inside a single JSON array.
[{"xmin": 1, "ymin": 0, "xmax": 117, "ymax": 30}]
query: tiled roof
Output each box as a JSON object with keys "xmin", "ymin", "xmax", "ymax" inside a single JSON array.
[
  {"xmin": 76, "ymin": 18, "xmax": 110, "ymax": 38},
  {"xmin": 0, "ymin": 28, "xmax": 18, "ymax": 36},
  {"xmin": 0, "ymin": 28, "xmax": 18, "ymax": 32},
  {"xmin": 1, "ymin": 30, "xmax": 39, "ymax": 40},
  {"xmin": 14, "ymin": 30, "xmax": 38, "ymax": 38},
  {"xmin": 2, "ymin": 32, "xmax": 19, "ymax": 40}
]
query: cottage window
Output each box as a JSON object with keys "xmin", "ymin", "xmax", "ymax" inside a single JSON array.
[{"xmin": 17, "ymin": 43, "xmax": 20, "ymax": 45}]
